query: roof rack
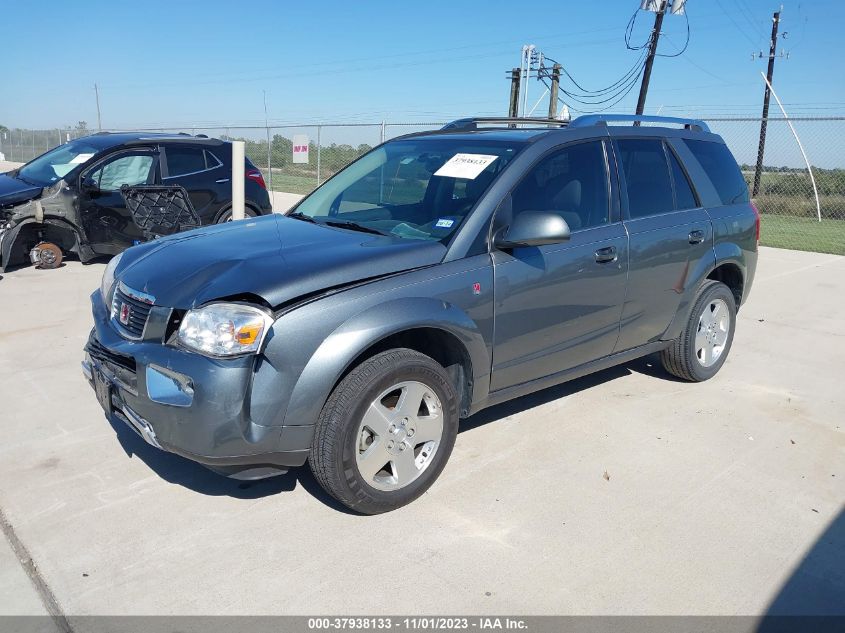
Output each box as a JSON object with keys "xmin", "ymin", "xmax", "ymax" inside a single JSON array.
[
  {"xmin": 570, "ymin": 114, "xmax": 710, "ymax": 133},
  {"xmin": 441, "ymin": 117, "xmax": 569, "ymax": 131}
]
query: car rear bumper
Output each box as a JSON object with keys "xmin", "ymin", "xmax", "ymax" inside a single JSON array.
[{"xmin": 85, "ymin": 292, "xmax": 312, "ymax": 479}]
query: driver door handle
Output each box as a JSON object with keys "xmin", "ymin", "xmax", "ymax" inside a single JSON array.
[{"xmin": 594, "ymin": 246, "xmax": 617, "ymax": 263}]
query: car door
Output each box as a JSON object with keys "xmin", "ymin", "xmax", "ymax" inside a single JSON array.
[
  {"xmin": 490, "ymin": 139, "xmax": 629, "ymax": 392},
  {"xmin": 79, "ymin": 148, "xmax": 160, "ymax": 254},
  {"xmin": 161, "ymin": 145, "xmax": 227, "ymax": 223},
  {"xmin": 612, "ymin": 136, "xmax": 713, "ymax": 352}
]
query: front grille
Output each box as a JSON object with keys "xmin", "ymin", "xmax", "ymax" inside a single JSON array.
[
  {"xmin": 86, "ymin": 335, "xmax": 136, "ymax": 373},
  {"xmin": 111, "ymin": 285, "xmax": 154, "ymax": 339}
]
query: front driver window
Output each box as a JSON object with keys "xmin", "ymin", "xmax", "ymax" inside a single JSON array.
[
  {"xmin": 510, "ymin": 141, "xmax": 610, "ymax": 232},
  {"xmin": 89, "ymin": 154, "xmax": 155, "ymax": 191}
]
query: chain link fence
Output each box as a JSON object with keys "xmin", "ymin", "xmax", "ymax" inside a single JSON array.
[
  {"xmin": 704, "ymin": 117, "xmax": 845, "ymax": 255},
  {"xmin": 2, "ymin": 117, "xmax": 843, "ymax": 254}
]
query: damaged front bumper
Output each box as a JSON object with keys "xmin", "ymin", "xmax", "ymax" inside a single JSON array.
[{"xmin": 84, "ymin": 291, "xmax": 312, "ymax": 480}]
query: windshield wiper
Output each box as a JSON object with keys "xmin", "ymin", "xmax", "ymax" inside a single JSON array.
[
  {"xmin": 323, "ymin": 220, "xmax": 388, "ymax": 236},
  {"xmin": 287, "ymin": 211, "xmax": 317, "ymax": 223}
]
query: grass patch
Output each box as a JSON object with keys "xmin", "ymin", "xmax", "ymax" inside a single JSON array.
[
  {"xmin": 760, "ymin": 214, "xmax": 845, "ymax": 255},
  {"xmin": 267, "ymin": 172, "xmax": 318, "ymax": 195}
]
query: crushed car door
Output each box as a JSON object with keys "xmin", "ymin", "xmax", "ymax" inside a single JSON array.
[
  {"xmin": 79, "ymin": 148, "xmax": 160, "ymax": 254},
  {"xmin": 490, "ymin": 140, "xmax": 629, "ymax": 392}
]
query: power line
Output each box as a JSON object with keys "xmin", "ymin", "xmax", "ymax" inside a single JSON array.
[{"xmin": 714, "ymin": 0, "xmax": 759, "ymax": 46}]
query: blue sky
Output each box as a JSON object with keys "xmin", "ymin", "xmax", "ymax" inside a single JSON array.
[{"xmin": 1, "ymin": 0, "xmax": 843, "ymax": 131}]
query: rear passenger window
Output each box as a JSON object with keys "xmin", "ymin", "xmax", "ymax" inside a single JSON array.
[
  {"xmin": 510, "ymin": 141, "xmax": 609, "ymax": 232},
  {"xmin": 667, "ymin": 148, "xmax": 698, "ymax": 209},
  {"xmin": 166, "ymin": 147, "xmax": 207, "ymax": 177},
  {"xmin": 204, "ymin": 150, "xmax": 221, "ymax": 169},
  {"xmin": 684, "ymin": 139, "xmax": 749, "ymax": 205},
  {"xmin": 616, "ymin": 139, "xmax": 674, "ymax": 218}
]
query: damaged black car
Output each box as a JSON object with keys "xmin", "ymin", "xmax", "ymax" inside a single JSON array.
[{"xmin": 0, "ymin": 132, "xmax": 272, "ymax": 271}]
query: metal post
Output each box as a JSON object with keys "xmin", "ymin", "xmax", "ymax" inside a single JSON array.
[
  {"xmin": 263, "ymin": 90, "xmax": 273, "ymax": 191},
  {"xmin": 231, "ymin": 140, "xmax": 246, "ymax": 220},
  {"xmin": 752, "ymin": 10, "xmax": 781, "ymax": 197},
  {"xmin": 94, "ymin": 83, "xmax": 102, "ymax": 132},
  {"xmin": 316, "ymin": 125, "xmax": 322, "ymax": 185},
  {"xmin": 760, "ymin": 71, "xmax": 821, "ymax": 222},
  {"xmin": 380, "ymin": 121, "xmax": 386, "ymax": 144},
  {"xmin": 521, "ymin": 45, "xmax": 535, "ymax": 117}
]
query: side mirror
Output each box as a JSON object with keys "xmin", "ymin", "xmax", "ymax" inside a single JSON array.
[
  {"xmin": 81, "ymin": 176, "xmax": 99, "ymax": 193},
  {"xmin": 494, "ymin": 211, "xmax": 571, "ymax": 249}
]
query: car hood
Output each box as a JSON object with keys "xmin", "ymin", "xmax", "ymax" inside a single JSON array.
[
  {"xmin": 0, "ymin": 173, "xmax": 42, "ymax": 206},
  {"xmin": 117, "ymin": 214, "xmax": 447, "ymax": 309}
]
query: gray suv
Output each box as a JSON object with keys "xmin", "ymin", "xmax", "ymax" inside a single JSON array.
[{"xmin": 83, "ymin": 114, "xmax": 758, "ymax": 514}]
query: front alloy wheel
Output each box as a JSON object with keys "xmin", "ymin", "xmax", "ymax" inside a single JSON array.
[{"xmin": 355, "ymin": 381, "xmax": 444, "ymax": 491}]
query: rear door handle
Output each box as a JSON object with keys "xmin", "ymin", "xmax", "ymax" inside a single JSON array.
[
  {"xmin": 594, "ymin": 246, "xmax": 617, "ymax": 263},
  {"xmin": 688, "ymin": 229, "xmax": 705, "ymax": 245},
  {"xmin": 215, "ymin": 178, "xmax": 230, "ymax": 184}
]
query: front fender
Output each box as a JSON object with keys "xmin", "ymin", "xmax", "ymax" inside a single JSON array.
[{"xmin": 282, "ymin": 296, "xmax": 490, "ymax": 428}]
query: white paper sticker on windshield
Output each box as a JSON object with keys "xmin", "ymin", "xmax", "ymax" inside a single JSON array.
[
  {"xmin": 70, "ymin": 153, "xmax": 95, "ymax": 164},
  {"xmin": 434, "ymin": 153, "xmax": 498, "ymax": 180}
]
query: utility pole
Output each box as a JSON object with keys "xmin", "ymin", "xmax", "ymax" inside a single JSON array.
[
  {"xmin": 94, "ymin": 83, "xmax": 102, "ymax": 131},
  {"xmin": 548, "ymin": 63, "xmax": 561, "ymax": 119},
  {"xmin": 508, "ymin": 68, "xmax": 521, "ymax": 119},
  {"xmin": 752, "ymin": 10, "xmax": 782, "ymax": 197},
  {"xmin": 635, "ymin": 0, "xmax": 668, "ymax": 116}
]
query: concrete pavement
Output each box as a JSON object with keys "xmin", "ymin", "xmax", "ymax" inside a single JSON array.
[{"xmin": 0, "ymin": 246, "xmax": 842, "ymax": 616}]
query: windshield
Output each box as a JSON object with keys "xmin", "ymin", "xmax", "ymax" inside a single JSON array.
[
  {"xmin": 293, "ymin": 138, "xmax": 524, "ymax": 241},
  {"xmin": 18, "ymin": 139, "xmax": 101, "ymax": 186}
]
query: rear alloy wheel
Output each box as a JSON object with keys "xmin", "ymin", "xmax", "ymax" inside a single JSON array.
[
  {"xmin": 310, "ymin": 348, "xmax": 459, "ymax": 514},
  {"xmin": 217, "ymin": 207, "xmax": 258, "ymax": 223},
  {"xmin": 29, "ymin": 242, "xmax": 63, "ymax": 269},
  {"xmin": 661, "ymin": 280, "xmax": 737, "ymax": 382}
]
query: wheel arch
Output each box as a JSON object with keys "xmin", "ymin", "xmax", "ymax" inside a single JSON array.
[
  {"xmin": 706, "ymin": 261, "xmax": 744, "ymax": 310},
  {"xmin": 281, "ymin": 298, "xmax": 490, "ymax": 430},
  {"xmin": 0, "ymin": 218, "xmax": 81, "ymax": 271}
]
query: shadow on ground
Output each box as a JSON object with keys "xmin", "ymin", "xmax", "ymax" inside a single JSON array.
[
  {"xmin": 762, "ymin": 508, "xmax": 845, "ymax": 619},
  {"xmin": 106, "ymin": 353, "xmax": 673, "ymax": 512}
]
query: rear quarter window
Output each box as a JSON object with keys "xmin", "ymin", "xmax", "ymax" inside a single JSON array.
[{"xmin": 684, "ymin": 139, "xmax": 749, "ymax": 206}]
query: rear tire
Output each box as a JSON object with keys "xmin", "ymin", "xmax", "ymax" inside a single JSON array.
[
  {"xmin": 216, "ymin": 206, "xmax": 258, "ymax": 223},
  {"xmin": 309, "ymin": 348, "xmax": 459, "ymax": 514},
  {"xmin": 661, "ymin": 280, "xmax": 737, "ymax": 382}
]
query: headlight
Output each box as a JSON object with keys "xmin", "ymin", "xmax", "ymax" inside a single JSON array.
[
  {"xmin": 100, "ymin": 252, "xmax": 123, "ymax": 304},
  {"xmin": 177, "ymin": 303, "xmax": 274, "ymax": 357}
]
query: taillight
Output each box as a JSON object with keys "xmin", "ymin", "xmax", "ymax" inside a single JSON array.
[
  {"xmin": 750, "ymin": 201, "xmax": 761, "ymax": 242},
  {"xmin": 246, "ymin": 168, "xmax": 266, "ymax": 190}
]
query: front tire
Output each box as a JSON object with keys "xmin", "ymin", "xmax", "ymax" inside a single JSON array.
[
  {"xmin": 661, "ymin": 280, "xmax": 737, "ymax": 382},
  {"xmin": 309, "ymin": 349, "xmax": 459, "ymax": 514}
]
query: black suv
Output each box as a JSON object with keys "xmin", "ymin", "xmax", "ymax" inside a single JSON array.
[
  {"xmin": 84, "ymin": 114, "xmax": 758, "ymax": 514},
  {"xmin": 0, "ymin": 132, "xmax": 272, "ymax": 271}
]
